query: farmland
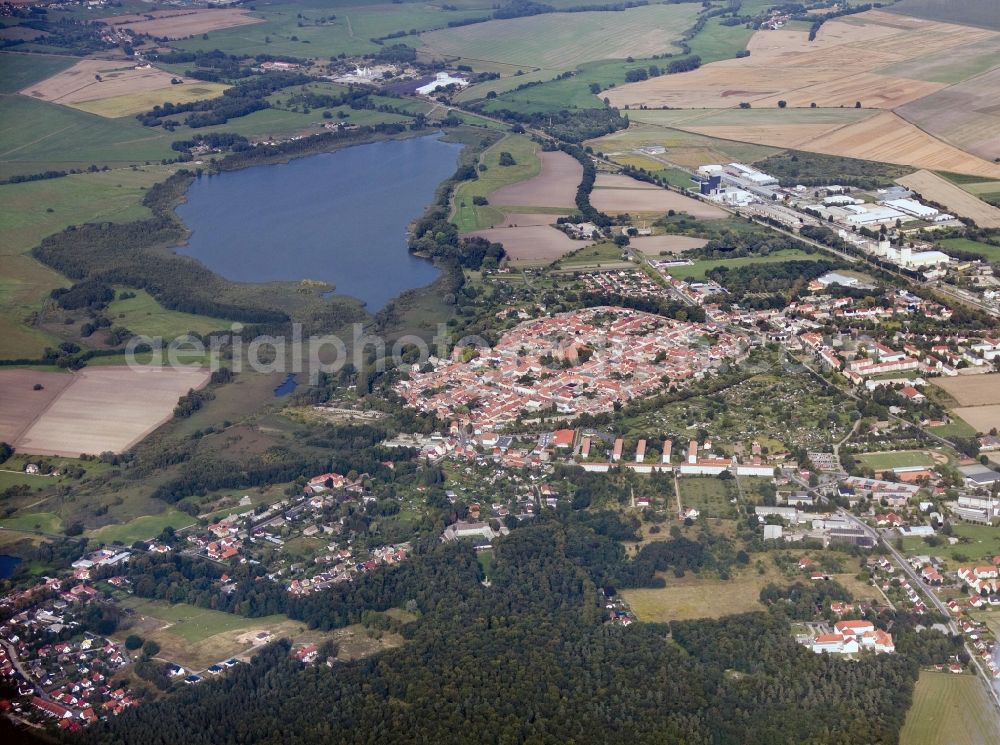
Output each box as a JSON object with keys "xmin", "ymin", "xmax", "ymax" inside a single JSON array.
[
  {"xmin": 6, "ymin": 366, "xmax": 211, "ymax": 457},
  {"xmin": 938, "ymin": 239, "xmax": 1000, "ymax": 263},
  {"xmin": 0, "ymin": 52, "xmax": 76, "ymax": 94},
  {"xmin": 70, "ymin": 83, "xmax": 230, "ymax": 118},
  {"xmin": 489, "ymin": 150, "xmax": 581, "ymax": 209},
  {"xmin": 419, "ymin": 4, "xmax": 699, "ymax": 72},
  {"xmin": 452, "ymin": 134, "xmax": 541, "ymax": 232},
  {"xmin": 888, "ymin": 0, "xmax": 1000, "ymax": 31},
  {"xmin": 469, "ymin": 224, "xmax": 585, "ymax": 263},
  {"xmin": 0, "ymin": 369, "xmax": 74, "ymax": 445},
  {"xmin": 952, "ymin": 406, "xmax": 1000, "ymax": 436},
  {"xmin": 899, "ymin": 672, "xmax": 1000, "ymax": 745},
  {"xmin": 630, "ymin": 235, "xmax": 708, "ymax": 256},
  {"xmin": 21, "ymin": 59, "xmax": 187, "ymax": 105},
  {"xmin": 932, "ymin": 375, "xmax": 1000, "ymax": 407},
  {"xmin": 590, "ymin": 173, "xmax": 728, "ymax": 217},
  {"xmin": 100, "ymin": 8, "xmax": 262, "ymax": 39}
]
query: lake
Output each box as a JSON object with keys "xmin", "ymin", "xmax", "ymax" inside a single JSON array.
[
  {"xmin": 0, "ymin": 554, "xmax": 22, "ymax": 579},
  {"xmin": 175, "ymin": 135, "xmax": 462, "ymax": 310}
]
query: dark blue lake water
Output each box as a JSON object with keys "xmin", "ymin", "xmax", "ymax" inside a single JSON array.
[
  {"xmin": 274, "ymin": 373, "xmax": 297, "ymax": 397},
  {"xmin": 0, "ymin": 554, "xmax": 22, "ymax": 579},
  {"xmin": 175, "ymin": 135, "xmax": 462, "ymax": 311}
]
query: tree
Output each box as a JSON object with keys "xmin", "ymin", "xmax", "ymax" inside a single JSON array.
[
  {"xmin": 855, "ymin": 101, "xmax": 862, "ymax": 108},
  {"xmin": 777, "ymin": 100, "xmax": 787, "ymax": 108},
  {"xmin": 125, "ymin": 635, "xmax": 144, "ymax": 650},
  {"xmin": 142, "ymin": 640, "xmax": 161, "ymax": 658},
  {"xmin": 498, "ymin": 151, "xmax": 516, "ymax": 167}
]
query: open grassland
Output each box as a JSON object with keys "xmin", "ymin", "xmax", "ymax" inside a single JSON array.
[
  {"xmin": 0, "ymin": 512, "xmax": 63, "ymax": 535},
  {"xmin": 89, "ymin": 509, "xmax": 195, "ymax": 545},
  {"xmin": 0, "ymin": 166, "xmax": 168, "ymax": 358},
  {"xmin": 420, "ymin": 4, "xmax": 699, "ymax": 72},
  {"xmin": 21, "ymin": 59, "xmax": 185, "ymax": 105},
  {"xmin": 106, "ymin": 289, "xmax": 233, "ymax": 339},
  {"xmin": 70, "ymin": 82, "xmax": 230, "ymax": 118},
  {"xmin": 631, "ymin": 235, "xmax": 707, "ymax": 256},
  {"xmin": 856, "ymin": 450, "xmax": 937, "ymax": 471},
  {"xmin": 0, "ymin": 52, "xmax": 76, "ymax": 94},
  {"xmin": 14, "ymin": 366, "xmax": 211, "ymax": 457},
  {"xmin": 899, "ymin": 671, "xmax": 1000, "ymax": 745},
  {"xmin": 175, "ymin": 1, "xmax": 489, "ymax": 58},
  {"xmin": 590, "ymin": 173, "xmax": 728, "ymax": 217},
  {"xmin": 938, "ymin": 238, "xmax": 1000, "ymax": 263},
  {"xmin": 588, "ymin": 122, "xmax": 781, "ymax": 171},
  {"xmin": 686, "ymin": 15, "xmax": 755, "ymax": 64},
  {"xmin": 932, "ymin": 375, "xmax": 1000, "ymax": 407},
  {"xmin": 665, "ymin": 249, "xmax": 816, "ymax": 281},
  {"xmin": 489, "ymin": 150, "xmax": 581, "ymax": 209},
  {"xmin": 897, "ymin": 170, "xmax": 1000, "ymax": 228},
  {"xmin": 902, "ymin": 523, "xmax": 1000, "ymax": 564},
  {"xmin": 452, "ymin": 134, "xmax": 540, "ymax": 232},
  {"xmin": 677, "ymin": 476, "xmax": 736, "ymax": 518},
  {"xmin": 101, "ymin": 8, "xmax": 262, "ymax": 38}
]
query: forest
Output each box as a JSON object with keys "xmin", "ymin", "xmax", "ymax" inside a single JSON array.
[{"xmin": 84, "ymin": 519, "xmax": 919, "ymax": 745}]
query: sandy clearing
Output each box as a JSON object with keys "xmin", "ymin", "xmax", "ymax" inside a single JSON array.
[
  {"xmin": 489, "ymin": 151, "xmax": 582, "ymax": 209},
  {"xmin": 896, "ymin": 170, "xmax": 1000, "ymax": 229},
  {"xmin": 932, "ymin": 374, "xmax": 1000, "ymax": 407},
  {"xmin": 470, "ymin": 224, "xmax": 586, "ymax": 261},
  {"xmin": 630, "ymin": 235, "xmax": 708, "ymax": 256},
  {"xmin": 15, "ymin": 366, "xmax": 210, "ymax": 457},
  {"xmin": 101, "ymin": 8, "xmax": 262, "ymax": 39},
  {"xmin": 0, "ymin": 370, "xmax": 75, "ymax": 446},
  {"xmin": 20, "ymin": 59, "xmax": 180, "ymax": 105},
  {"xmin": 590, "ymin": 176, "xmax": 728, "ymax": 217},
  {"xmin": 953, "ymin": 405, "xmax": 1000, "ymax": 435}
]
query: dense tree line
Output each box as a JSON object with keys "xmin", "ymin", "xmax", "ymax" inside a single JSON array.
[{"xmin": 707, "ymin": 259, "xmax": 840, "ymax": 299}]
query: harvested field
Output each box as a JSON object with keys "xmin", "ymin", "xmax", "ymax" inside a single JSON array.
[
  {"xmin": 469, "ymin": 224, "xmax": 586, "ymax": 262},
  {"xmin": 489, "ymin": 151, "xmax": 581, "ymax": 209},
  {"xmin": 14, "ymin": 366, "xmax": 210, "ymax": 457},
  {"xmin": 100, "ymin": 8, "xmax": 262, "ymax": 39},
  {"xmin": 0, "ymin": 369, "xmax": 75, "ymax": 445},
  {"xmin": 20, "ymin": 59, "xmax": 181, "ymax": 105},
  {"xmin": 605, "ymin": 11, "xmax": 987, "ymax": 111},
  {"xmin": 69, "ymin": 83, "xmax": 229, "ymax": 118},
  {"xmin": 896, "ymin": 66, "xmax": 1000, "ymax": 163},
  {"xmin": 630, "ymin": 235, "xmax": 708, "ymax": 255},
  {"xmin": 590, "ymin": 174, "xmax": 728, "ymax": 216},
  {"xmin": 953, "ymin": 405, "xmax": 1000, "ymax": 435},
  {"xmin": 932, "ymin": 374, "xmax": 1000, "ymax": 407},
  {"xmin": 897, "ymin": 170, "xmax": 1000, "ymax": 229},
  {"xmin": 878, "ymin": 36, "xmax": 1000, "ymax": 84},
  {"xmin": 419, "ymin": 4, "xmax": 698, "ymax": 72},
  {"xmin": 804, "ymin": 112, "xmax": 1000, "ymax": 179}
]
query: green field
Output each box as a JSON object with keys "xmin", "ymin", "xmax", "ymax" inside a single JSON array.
[
  {"xmin": 175, "ymin": 1, "xmax": 488, "ymax": 58},
  {"xmin": 421, "ymin": 4, "xmax": 699, "ymax": 72},
  {"xmin": 665, "ymin": 249, "xmax": 817, "ymax": 281},
  {"xmin": 122, "ymin": 597, "xmax": 288, "ymax": 644},
  {"xmin": 857, "ymin": 450, "xmax": 937, "ymax": 471},
  {"xmin": 902, "ymin": 523, "xmax": 1000, "ymax": 563},
  {"xmin": 0, "ymin": 52, "xmax": 76, "ymax": 94},
  {"xmin": 0, "ymin": 511, "xmax": 63, "ymax": 535},
  {"xmin": 106, "ymin": 289, "xmax": 233, "ymax": 339},
  {"xmin": 89, "ymin": 509, "xmax": 194, "ymax": 545},
  {"xmin": 677, "ymin": 476, "xmax": 737, "ymax": 518},
  {"xmin": 939, "ymin": 238, "xmax": 1000, "ymax": 262},
  {"xmin": 900, "ymin": 671, "xmax": 1000, "ymax": 745},
  {"xmin": 929, "ymin": 419, "xmax": 978, "ymax": 439},
  {"xmin": 70, "ymin": 82, "xmax": 231, "ymax": 119},
  {"xmin": 686, "ymin": 16, "xmax": 756, "ymax": 64},
  {"xmin": 452, "ymin": 134, "xmax": 540, "ymax": 232}
]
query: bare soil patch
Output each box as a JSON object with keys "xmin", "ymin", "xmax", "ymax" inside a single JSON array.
[
  {"xmin": 590, "ymin": 175, "xmax": 728, "ymax": 217},
  {"xmin": 932, "ymin": 374, "xmax": 1000, "ymax": 407},
  {"xmin": 897, "ymin": 170, "xmax": 1000, "ymax": 228},
  {"xmin": 20, "ymin": 58, "xmax": 179, "ymax": 105},
  {"xmin": 0, "ymin": 369, "xmax": 75, "ymax": 446},
  {"xmin": 489, "ymin": 151, "xmax": 581, "ymax": 209},
  {"xmin": 15, "ymin": 366, "xmax": 210, "ymax": 457},
  {"xmin": 101, "ymin": 8, "xmax": 262, "ymax": 39},
  {"xmin": 630, "ymin": 235, "xmax": 708, "ymax": 255},
  {"xmin": 470, "ymin": 224, "xmax": 586, "ymax": 262}
]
